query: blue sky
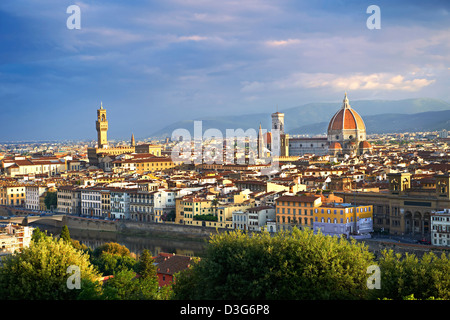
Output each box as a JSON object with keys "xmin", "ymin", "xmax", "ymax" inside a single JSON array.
[{"xmin": 0, "ymin": 0, "xmax": 449, "ymax": 141}]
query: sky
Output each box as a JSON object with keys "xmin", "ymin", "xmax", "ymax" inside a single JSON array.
[{"xmin": 0, "ymin": 0, "xmax": 449, "ymax": 141}]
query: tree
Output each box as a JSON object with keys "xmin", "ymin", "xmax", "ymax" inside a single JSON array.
[
  {"xmin": 172, "ymin": 228, "xmax": 375, "ymax": 300},
  {"xmin": 44, "ymin": 191, "xmax": 57, "ymax": 210},
  {"xmin": 92, "ymin": 242, "xmax": 131, "ymax": 258},
  {"xmin": 0, "ymin": 234, "xmax": 101, "ymax": 300},
  {"xmin": 98, "ymin": 248, "xmax": 172, "ymax": 300},
  {"xmin": 31, "ymin": 227, "xmax": 48, "ymax": 242},
  {"xmin": 91, "ymin": 242, "xmax": 137, "ymax": 276},
  {"xmin": 101, "ymin": 269, "xmax": 161, "ymax": 300},
  {"xmin": 60, "ymin": 225, "xmax": 71, "ymax": 243},
  {"xmin": 135, "ymin": 249, "xmax": 156, "ymax": 279},
  {"xmin": 93, "ymin": 252, "xmax": 137, "ymax": 276},
  {"xmin": 372, "ymin": 249, "xmax": 450, "ymax": 300}
]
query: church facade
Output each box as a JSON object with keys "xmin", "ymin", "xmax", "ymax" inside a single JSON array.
[{"xmin": 259, "ymin": 93, "xmax": 372, "ymax": 158}]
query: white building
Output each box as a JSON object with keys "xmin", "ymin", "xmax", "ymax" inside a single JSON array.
[
  {"xmin": 247, "ymin": 206, "xmax": 276, "ymax": 231},
  {"xmin": 431, "ymin": 209, "xmax": 450, "ymax": 246},
  {"xmin": 232, "ymin": 206, "xmax": 276, "ymax": 232},
  {"xmin": 110, "ymin": 188, "xmax": 132, "ymax": 220},
  {"xmin": 153, "ymin": 189, "xmax": 176, "ymax": 223},
  {"xmin": 0, "ymin": 223, "xmax": 34, "ymax": 254},
  {"xmin": 25, "ymin": 185, "xmax": 47, "ymax": 211},
  {"xmin": 81, "ymin": 187, "xmax": 103, "ymax": 217},
  {"xmin": 232, "ymin": 210, "xmax": 248, "ymax": 231}
]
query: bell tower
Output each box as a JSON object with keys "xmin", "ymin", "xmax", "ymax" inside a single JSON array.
[
  {"xmin": 271, "ymin": 110, "xmax": 284, "ymax": 134},
  {"xmin": 96, "ymin": 102, "xmax": 108, "ymax": 148}
]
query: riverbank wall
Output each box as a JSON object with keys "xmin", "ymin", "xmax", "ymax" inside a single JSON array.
[{"xmin": 63, "ymin": 216, "xmax": 220, "ymax": 240}]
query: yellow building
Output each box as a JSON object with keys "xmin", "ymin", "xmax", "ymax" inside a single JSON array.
[
  {"xmin": 275, "ymin": 195, "xmax": 323, "ymax": 231},
  {"xmin": 313, "ymin": 203, "xmax": 373, "ymax": 237},
  {"xmin": 112, "ymin": 156, "xmax": 177, "ymax": 174},
  {"xmin": 177, "ymin": 196, "xmax": 254, "ymax": 229},
  {"xmin": 0, "ymin": 184, "xmax": 27, "ymax": 206},
  {"xmin": 177, "ymin": 197, "xmax": 213, "ymax": 226},
  {"xmin": 275, "ymin": 194, "xmax": 373, "ymax": 237}
]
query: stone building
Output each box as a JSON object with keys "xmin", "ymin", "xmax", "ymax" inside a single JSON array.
[
  {"xmin": 336, "ymin": 172, "xmax": 450, "ymax": 240},
  {"xmin": 87, "ymin": 103, "xmax": 162, "ymax": 170}
]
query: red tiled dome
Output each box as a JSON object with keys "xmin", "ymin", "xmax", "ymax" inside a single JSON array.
[
  {"xmin": 328, "ymin": 93, "xmax": 365, "ymax": 132},
  {"xmin": 329, "ymin": 142, "xmax": 342, "ymax": 149},
  {"xmin": 359, "ymin": 140, "xmax": 372, "ymax": 149}
]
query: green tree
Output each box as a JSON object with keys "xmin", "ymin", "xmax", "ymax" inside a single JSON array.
[
  {"xmin": 92, "ymin": 242, "xmax": 131, "ymax": 258},
  {"xmin": 60, "ymin": 225, "xmax": 71, "ymax": 243},
  {"xmin": 93, "ymin": 252, "xmax": 137, "ymax": 276},
  {"xmin": 31, "ymin": 227, "xmax": 48, "ymax": 242},
  {"xmin": 0, "ymin": 234, "xmax": 101, "ymax": 300},
  {"xmin": 100, "ymin": 269, "xmax": 161, "ymax": 300},
  {"xmin": 172, "ymin": 228, "xmax": 375, "ymax": 300},
  {"xmin": 373, "ymin": 250, "xmax": 450, "ymax": 300},
  {"xmin": 44, "ymin": 191, "xmax": 57, "ymax": 210},
  {"xmin": 90, "ymin": 242, "xmax": 138, "ymax": 276},
  {"xmin": 135, "ymin": 249, "xmax": 156, "ymax": 279}
]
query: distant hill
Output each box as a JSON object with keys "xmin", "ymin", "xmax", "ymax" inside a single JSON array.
[{"xmin": 150, "ymin": 98, "xmax": 450, "ymax": 138}]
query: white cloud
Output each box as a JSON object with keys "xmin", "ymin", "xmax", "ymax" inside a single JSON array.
[
  {"xmin": 241, "ymin": 72, "xmax": 435, "ymax": 93},
  {"xmin": 177, "ymin": 35, "xmax": 210, "ymax": 42},
  {"xmin": 265, "ymin": 39, "xmax": 301, "ymax": 47}
]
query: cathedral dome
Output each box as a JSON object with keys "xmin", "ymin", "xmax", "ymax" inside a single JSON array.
[
  {"xmin": 359, "ymin": 140, "xmax": 372, "ymax": 149},
  {"xmin": 327, "ymin": 93, "xmax": 365, "ymax": 132},
  {"xmin": 329, "ymin": 141, "xmax": 342, "ymax": 149}
]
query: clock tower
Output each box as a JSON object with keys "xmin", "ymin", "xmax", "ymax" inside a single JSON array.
[{"xmin": 96, "ymin": 102, "xmax": 108, "ymax": 148}]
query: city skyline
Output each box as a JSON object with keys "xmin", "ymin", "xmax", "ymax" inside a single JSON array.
[{"xmin": 0, "ymin": 0, "xmax": 449, "ymax": 141}]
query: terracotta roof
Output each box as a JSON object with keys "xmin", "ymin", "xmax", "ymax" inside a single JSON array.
[
  {"xmin": 328, "ymin": 94, "xmax": 365, "ymax": 132},
  {"xmin": 359, "ymin": 140, "xmax": 372, "ymax": 149},
  {"xmin": 328, "ymin": 107, "xmax": 365, "ymax": 131},
  {"xmin": 329, "ymin": 142, "xmax": 342, "ymax": 149},
  {"xmin": 276, "ymin": 195, "xmax": 320, "ymax": 203},
  {"xmin": 153, "ymin": 253, "xmax": 193, "ymax": 275}
]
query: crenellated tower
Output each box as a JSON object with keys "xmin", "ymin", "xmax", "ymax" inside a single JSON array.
[{"xmin": 96, "ymin": 102, "xmax": 108, "ymax": 148}]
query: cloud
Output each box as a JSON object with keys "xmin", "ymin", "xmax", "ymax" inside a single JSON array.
[
  {"xmin": 241, "ymin": 72, "xmax": 435, "ymax": 93},
  {"xmin": 176, "ymin": 35, "xmax": 210, "ymax": 42},
  {"xmin": 265, "ymin": 39, "xmax": 301, "ymax": 47}
]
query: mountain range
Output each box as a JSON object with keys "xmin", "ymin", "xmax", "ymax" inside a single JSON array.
[{"xmin": 149, "ymin": 98, "xmax": 450, "ymax": 138}]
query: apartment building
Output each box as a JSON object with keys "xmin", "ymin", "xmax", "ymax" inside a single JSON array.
[
  {"xmin": 81, "ymin": 187, "xmax": 103, "ymax": 217},
  {"xmin": 110, "ymin": 188, "xmax": 131, "ymax": 219},
  {"xmin": 153, "ymin": 189, "xmax": 176, "ymax": 223},
  {"xmin": 313, "ymin": 203, "xmax": 373, "ymax": 238},
  {"xmin": 431, "ymin": 209, "xmax": 450, "ymax": 246},
  {"xmin": 57, "ymin": 186, "xmax": 82, "ymax": 215},
  {"xmin": 276, "ymin": 195, "xmax": 323, "ymax": 231},
  {"xmin": 101, "ymin": 190, "xmax": 111, "ymax": 218},
  {"xmin": 130, "ymin": 190, "xmax": 155, "ymax": 222},
  {"xmin": 0, "ymin": 223, "xmax": 34, "ymax": 254},
  {"xmin": 25, "ymin": 185, "xmax": 47, "ymax": 211},
  {"xmin": 0, "ymin": 184, "xmax": 26, "ymax": 206},
  {"xmin": 232, "ymin": 206, "xmax": 275, "ymax": 232}
]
